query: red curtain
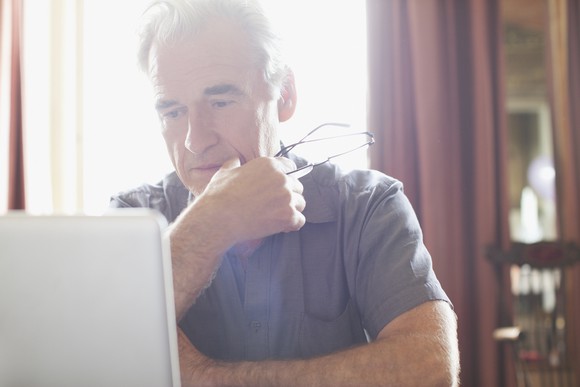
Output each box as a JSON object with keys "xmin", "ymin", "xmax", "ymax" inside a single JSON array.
[
  {"xmin": 366, "ymin": 1, "xmax": 512, "ymax": 386},
  {"xmin": 568, "ymin": 0, "xmax": 580, "ymax": 371},
  {"xmin": 1, "ymin": 0, "xmax": 25, "ymax": 210}
]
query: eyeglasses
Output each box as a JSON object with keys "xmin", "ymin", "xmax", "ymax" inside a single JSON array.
[{"xmin": 275, "ymin": 122, "xmax": 375, "ymax": 177}]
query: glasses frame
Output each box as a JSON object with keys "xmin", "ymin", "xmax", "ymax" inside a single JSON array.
[{"xmin": 275, "ymin": 122, "xmax": 375, "ymax": 176}]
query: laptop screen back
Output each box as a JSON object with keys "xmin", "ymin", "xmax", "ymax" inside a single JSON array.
[{"xmin": 0, "ymin": 210, "xmax": 180, "ymax": 387}]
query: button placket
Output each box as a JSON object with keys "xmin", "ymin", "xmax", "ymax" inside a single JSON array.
[{"xmin": 243, "ymin": 241, "xmax": 272, "ymax": 360}]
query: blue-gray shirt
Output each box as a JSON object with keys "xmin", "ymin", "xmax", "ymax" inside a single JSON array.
[{"xmin": 110, "ymin": 158, "xmax": 449, "ymax": 361}]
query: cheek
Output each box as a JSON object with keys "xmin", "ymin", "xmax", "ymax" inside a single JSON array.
[
  {"xmin": 162, "ymin": 132, "xmax": 184, "ymax": 164},
  {"xmin": 258, "ymin": 128, "xmax": 279, "ymax": 156},
  {"xmin": 253, "ymin": 102, "xmax": 281, "ymax": 155},
  {"xmin": 215, "ymin": 110, "xmax": 261, "ymax": 158}
]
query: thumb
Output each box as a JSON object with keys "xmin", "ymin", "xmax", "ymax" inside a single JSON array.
[{"xmin": 220, "ymin": 157, "xmax": 241, "ymax": 171}]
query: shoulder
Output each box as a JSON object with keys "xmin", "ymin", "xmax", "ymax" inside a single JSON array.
[
  {"xmin": 109, "ymin": 172, "xmax": 189, "ymax": 223},
  {"xmin": 307, "ymin": 158, "xmax": 403, "ymax": 198},
  {"xmin": 298, "ymin": 159, "xmax": 406, "ymax": 223}
]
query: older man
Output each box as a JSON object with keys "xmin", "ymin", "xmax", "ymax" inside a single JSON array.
[{"xmin": 111, "ymin": 0, "xmax": 460, "ymax": 385}]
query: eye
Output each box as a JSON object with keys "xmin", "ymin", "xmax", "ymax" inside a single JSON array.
[
  {"xmin": 211, "ymin": 100, "xmax": 234, "ymax": 109},
  {"xmin": 161, "ymin": 106, "xmax": 187, "ymax": 120}
]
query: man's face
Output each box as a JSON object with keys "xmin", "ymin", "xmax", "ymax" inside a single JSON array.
[{"xmin": 148, "ymin": 20, "xmax": 283, "ymax": 196}]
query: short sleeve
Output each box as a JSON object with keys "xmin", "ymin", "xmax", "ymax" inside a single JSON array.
[
  {"xmin": 109, "ymin": 172, "xmax": 189, "ymax": 223},
  {"xmin": 343, "ymin": 176, "xmax": 450, "ymax": 339}
]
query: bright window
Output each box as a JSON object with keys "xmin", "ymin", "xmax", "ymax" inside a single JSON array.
[{"xmin": 20, "ymin": 1, "xmax": 368, "ymax": 214}]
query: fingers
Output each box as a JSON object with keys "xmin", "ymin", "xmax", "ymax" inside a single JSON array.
[
  {"xmin": 275, "ymin": 156, "xmax": 313, "ymax": 180},
  {"xmin": 284, "ymin": 168, "xmax": 307, "ymax": 227},
  {"xmin": 195, "ymin": 156, "xmax": 307, "ymax": 241},
  {"xmin": 273, "ymin": 157, "xmax": 304, "ymax": 193},
  {"xmin": 240, "ymin": 157, "xmax": 307, "ymax": 234},
  {"xmin": 285, "ymin": 191, "xmax": 306, "ymax": 232},
  {"xmin": 293, "ymin": 189, "xmax": 306, "ymax": 212},
  {"xmin": 288, "ymin": 165, "xmax": 314, "ymax": 179},
  {"xmin": 280, "ymin": 163, "xmax": 307, "ymax": 232},
  {"xmin": 275, "ymin": 157, "xmax": 298, "ymax": 174},
  {"xmin": 260, "ymin": 157, "xmax": 306, "ymax": 233}
]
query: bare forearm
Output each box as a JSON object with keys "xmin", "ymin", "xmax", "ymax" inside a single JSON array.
[
  {"xmin": 168, "ymin": 158, "xmax": 306, "ymax": 321},
  {"xmin": 194, "ymin": 337, "xmax": 450, "ymax": 386},
  {"xmin": 179, "ymin": 302, "xmax": 460, "ymax": 386},
  {"xmin": 168, "ymin": 199, "xmax": 232, "ymax": 320}
]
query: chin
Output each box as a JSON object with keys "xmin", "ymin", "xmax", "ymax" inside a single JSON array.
[
  {"xmin": 188, "ymin": 179, "xmax": 212, "ymax": 197},
  {"xmin": 174, "ymin": 172, "xmax": 203, "ymax": 197}
]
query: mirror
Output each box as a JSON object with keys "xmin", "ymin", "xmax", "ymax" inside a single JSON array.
[{"xmin": 502, "ymin": 0, "xmax": 558, "ymax": 244}]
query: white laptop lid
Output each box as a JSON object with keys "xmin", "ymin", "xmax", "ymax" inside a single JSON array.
[{"xmin": 0, "ymin": 210, "xmax": 180, "ymax": 387}]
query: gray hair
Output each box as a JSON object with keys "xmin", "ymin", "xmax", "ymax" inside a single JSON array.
[{"xmin": 137, "ymin": 0, "xmax": 289, "ymax": 90}]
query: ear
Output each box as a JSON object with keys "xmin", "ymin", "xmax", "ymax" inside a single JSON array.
[{"xmin": 277, "ymin": 70, "xmax": 297, "ymax": 122}]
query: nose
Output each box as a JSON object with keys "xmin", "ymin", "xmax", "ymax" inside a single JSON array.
[{"xmin": 184, "ymin": 109, "xmax": 219, "ymax": 154}]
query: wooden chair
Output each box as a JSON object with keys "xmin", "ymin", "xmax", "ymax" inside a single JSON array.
[{"xmin": 487, "ymin": 241, "xmax": 580, "ymax": 387}]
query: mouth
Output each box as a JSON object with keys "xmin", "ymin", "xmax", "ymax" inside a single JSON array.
[
  {"xmin": 186, "ymin": 154, "xmax": 243, "ymax": 179},
  {"xmin": 189, "ymin": 164, "xmax": 222, "ymax": 175},
  {"xmin": 192, "ymin": 163, "xmax": 221, "ymax": 170}
]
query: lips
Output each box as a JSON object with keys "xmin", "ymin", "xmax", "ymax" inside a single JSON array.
[
  {"xmin": 188, "ymin": 164, "xmax": 222, "ymax": 178},
  {"xmin": 191, "ymin": 164, "xmax": 221, "ymax": 171}
]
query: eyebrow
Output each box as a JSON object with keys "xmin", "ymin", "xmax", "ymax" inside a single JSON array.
[
  {"xmin": 204, "ymin": 84, "xmax": 244, "ymax": 96},
  {"xmin": 154, "ymin": 84, "xmax": 244, "ymax": 111},
  {"xmin": 155, "ymin": 99, "xmax": 179, "ymax": 111}
]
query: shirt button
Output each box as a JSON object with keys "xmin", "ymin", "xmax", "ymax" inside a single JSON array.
[{"xmin": 250, "ymin": 321, "xmax": 262, "ymax": 333}]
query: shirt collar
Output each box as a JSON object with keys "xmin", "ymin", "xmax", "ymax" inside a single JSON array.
[{"xmin": 289, "ymin": 154, "xmax": 338, "ymax": 224}]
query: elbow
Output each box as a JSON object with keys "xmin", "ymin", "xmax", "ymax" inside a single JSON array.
[
  {"xmin": 437, "ymin": 328, "xmax": 461, "ymax": 386},
  {"xmin": 424, "ymin": 353, "xmax": 460, "ymax": 387},
  {"xmin": 428, "ymin": 318, "xmax": 461, "ymax": 386}
]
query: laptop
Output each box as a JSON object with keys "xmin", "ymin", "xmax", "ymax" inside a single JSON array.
[{"xmin": 0, "ymin": 209, "xmax": 181, "ymax": 387}]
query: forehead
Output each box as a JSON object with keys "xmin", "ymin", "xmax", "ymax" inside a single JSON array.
[{"xmin": 148, "ymin": 20, "xmax": 267, "ymax": 96}]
